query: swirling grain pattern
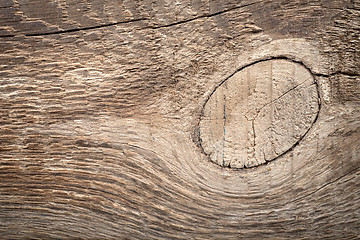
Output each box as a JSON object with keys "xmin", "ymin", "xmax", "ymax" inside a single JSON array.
[{"xmin": 0, "ymin": 0, "xmax": 359, "ymax": 239}]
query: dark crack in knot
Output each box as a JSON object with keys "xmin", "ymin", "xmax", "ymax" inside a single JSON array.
[{"xmin": 198, "ymin": 58, "xmax": 320, "ymax": 169}]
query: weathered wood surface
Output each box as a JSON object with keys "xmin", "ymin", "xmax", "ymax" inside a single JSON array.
[
  {"xmin": 199, "ymin": 59, "xmax": 320, "ymax": 168},
  {"xmin": 0, "ymin": 0, "xmax": 359, "ymax": 239}
]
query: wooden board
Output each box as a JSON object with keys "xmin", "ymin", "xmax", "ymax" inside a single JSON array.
[{"xmin": 0, "ymin": 0, "xmax": 359, "ymax": 239}]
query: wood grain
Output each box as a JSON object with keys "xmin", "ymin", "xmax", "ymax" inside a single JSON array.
[
  {"xmin": 199, "ymin": 58, "xmax": 319, "ymax": 168},
  {"xmin": 0, "ymin": 0, "xmax": 359, "ymax": 239}
]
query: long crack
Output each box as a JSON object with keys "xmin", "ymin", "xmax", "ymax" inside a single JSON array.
[
  {"xmin": 244, "ymin": 76, "xmax": 312, "ymax": 122},
  {"xmin": 0, "ymin": 1, "xmax": 261, "ymax": 38},
  {"xmin": 147, "ymin": 1, "xmax": 260, "ymax": 29},
  {"xmin": 25, "ymin": 18, "xmax": 147, "ymax": 37}
]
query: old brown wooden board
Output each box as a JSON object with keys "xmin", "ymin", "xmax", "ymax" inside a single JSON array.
[{"xmin": 0, "ymin": 0, "xmax": 359, "ymax": 239}]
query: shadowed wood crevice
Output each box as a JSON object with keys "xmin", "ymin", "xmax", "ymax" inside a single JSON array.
[
  {"xmin": 24, "ymin": 18, "xmax": 148, "ymax": 37},
  {"xmin": 147, "ymin": 1, "xmax": 261, "ymax": 29},
  {"xmin": 0, "ymin": 1, "xmax": 262, "ymax": 38},
  {"xmin": 314, "ymin": 71, "xmax": 360, "ymax": 77}
]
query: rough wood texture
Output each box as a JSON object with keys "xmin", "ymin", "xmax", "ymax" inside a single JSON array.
[
  {"xmin": 199, "ymin": 59, "xmax": 319, "ymax": 168},
  {"xmin": 0, "ymin": 0, "xmax": 359, "ymax": 239}
]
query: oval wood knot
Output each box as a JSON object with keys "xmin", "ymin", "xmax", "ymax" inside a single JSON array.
[{"xmin": 199, "ymin": 59, "xmax": 320, "ymax": 169}]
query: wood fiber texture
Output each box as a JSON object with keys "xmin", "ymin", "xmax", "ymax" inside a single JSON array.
[
  {"xmin": 199, "ymin": 59, "xmax": 319, "ymax": 168},
  {"xmin": 0, "ymin": 0, "xmax": 359, "ymax": 239}
]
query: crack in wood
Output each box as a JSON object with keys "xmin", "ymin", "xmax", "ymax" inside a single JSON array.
[
  {"xmin": 198, "ymin": 57, "xmax": 321, "ymax": 170},
  {"xmin": 244, "ymin": 76, "xmax": 313, "ymax": 121},
  {"xmin": 294, "ymin": 165, "xmax": 360, "ymax": 202},
  {"xmin": 314, "ymin": 71, "xmax": 360, "ymax": 77},
  {"xmin": 25, "ymin": 18, "xmax": 147, "ymax": 37},
  {"xmin": 0, "ymin": 1, "xmax": 260, "ymax": 38},
  {"xmin": 146, "ymin": 1, "xmax": 260, "ymax": 29}
]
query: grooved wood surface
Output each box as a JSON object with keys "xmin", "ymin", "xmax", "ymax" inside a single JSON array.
[{"xmin": 0, "ymin": 0, "xmax": 360, "ymax": 239}]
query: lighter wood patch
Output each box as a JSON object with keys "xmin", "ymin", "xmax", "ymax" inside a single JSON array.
[{"xmin": 199, "ymin": 59, "xmax": 319, "ymax": 168}]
